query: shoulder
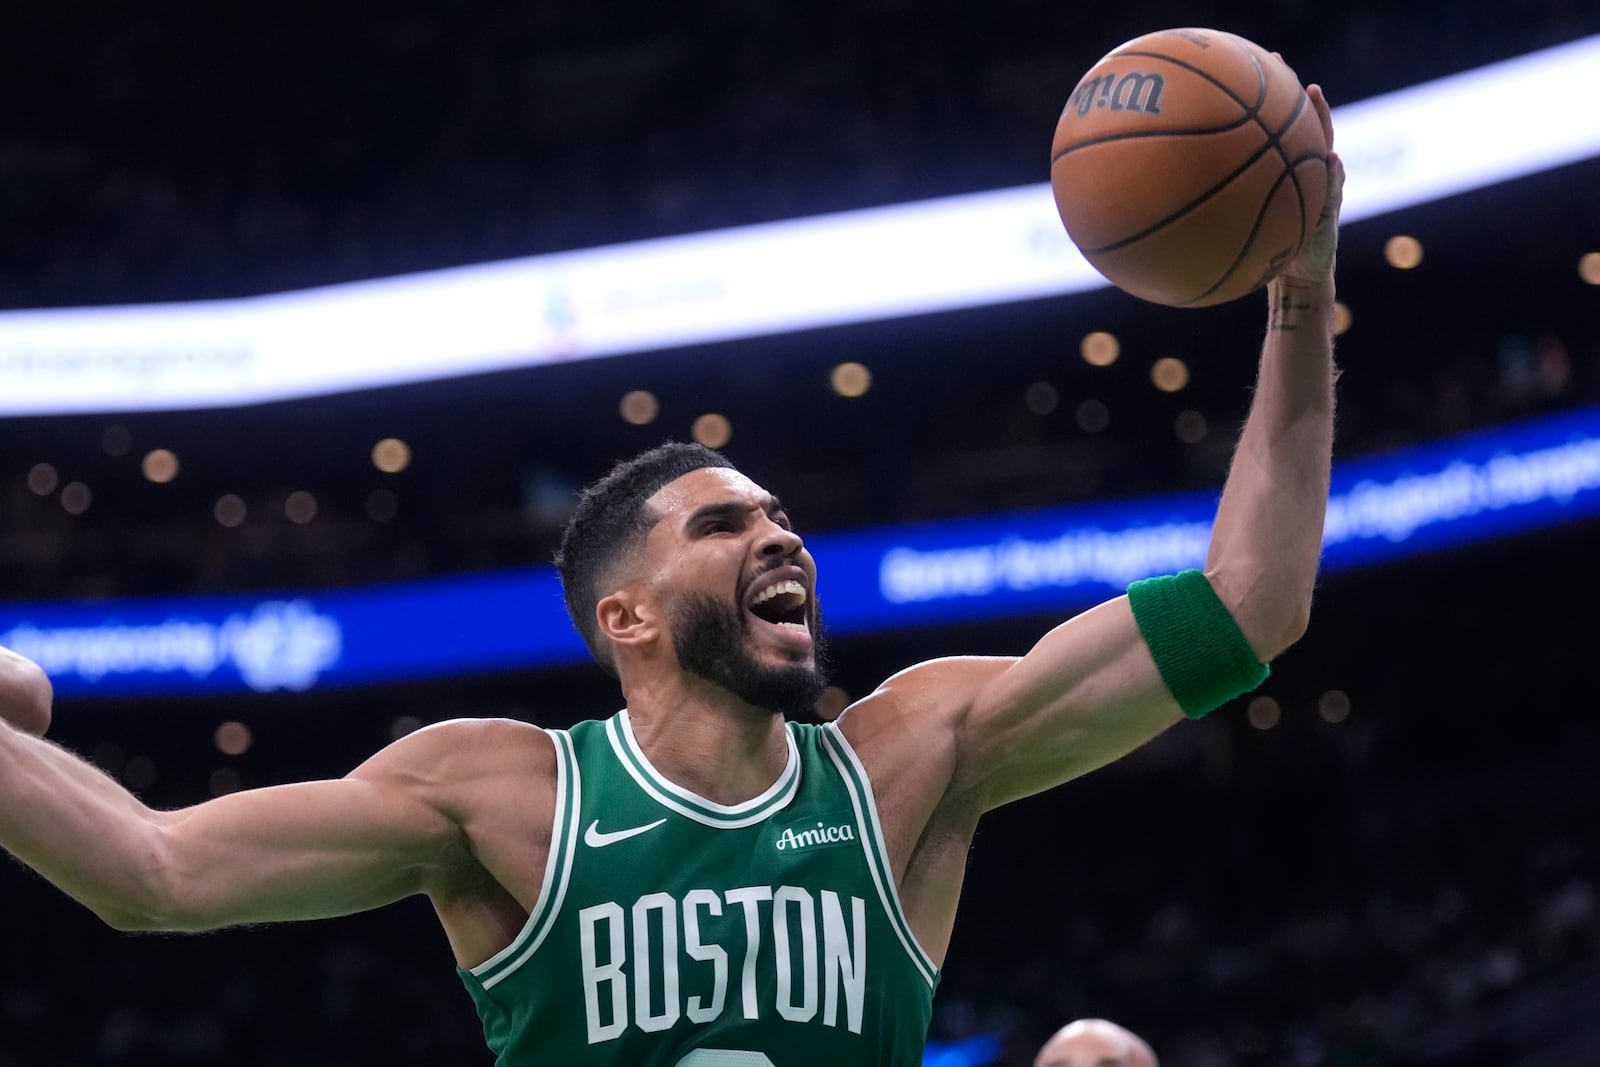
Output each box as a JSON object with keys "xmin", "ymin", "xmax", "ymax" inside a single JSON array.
[
  {"xmin": 377, "ymin": 714, "xmax": 553, "ymax": 759},
  {"xmin": 831, "ymin": 656, "xmax": 1018, "ymax": 804},
  {"xmin": 357, "ymin": 717, "xmax": 567, "ymax": 863},
  {"xmin": 352, "ymin": 716, "xmax": 557, "ymax": 797},
  {"xmin": 840, "ymin": 656, "xmax": 1019, "ymax": 734}
]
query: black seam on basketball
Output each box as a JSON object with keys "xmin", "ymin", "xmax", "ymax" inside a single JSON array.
[
  {"xmin": 1080, "ymin": 140, "xmax": 1275, "ymax": 255},
  {"xmin": 1050, "ymin": 118, "xmax": 1253, "ymax": 165},
  {"xmin": 1180, "ymin": 167, "xmax": 1295, "ymax": 306},
  {"xmin": 1270, "ymin": 88, "xmax": 1308, "ymax": 141},
  {"xmin": 1268, "ymin": 93, "xmax": 1315, "ymax": 248},
  {"xmin": 1263, "ymin": 90, "xmax": 1307, "ymax": 168},
  {"xmin": 1286, "ymin": 154, "xmax": 1328, "ymax": 248}
]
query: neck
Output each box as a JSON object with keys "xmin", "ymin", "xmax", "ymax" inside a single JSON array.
[{"xmin": 621, "ymin": 672, "xmax": 791, "ymax": 806}]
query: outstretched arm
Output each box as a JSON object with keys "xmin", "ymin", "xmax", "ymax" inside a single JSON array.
[
  {"xmin": 933, "ymin": 88, "xmax": 1346, "ymax": 811},
  {"xmin": 0, "ymin": 678, "xmax": 487, "ymax": 933},
  {"xmin": 1206, "ymin": 90, "xmax": 1344, "ymax": 657}
]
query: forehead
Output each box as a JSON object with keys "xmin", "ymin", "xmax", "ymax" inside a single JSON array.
[{"xmin": 645, "ymin": 466, "xmax": 773, "ymax": 523}]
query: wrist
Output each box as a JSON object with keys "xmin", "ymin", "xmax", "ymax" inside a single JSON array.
[
  {"xmin": 1269, "ymin": 273, "xmax": 1334, "ymax": 299},
  {"xmin": 1266, "ymin": 275, "xmax": 1334, "ymax": 333}
]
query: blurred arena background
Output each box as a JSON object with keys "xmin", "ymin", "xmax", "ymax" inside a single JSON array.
[{"xmin": 3, "ymin": 2, "xmax": 1600, "ymax": 1065}]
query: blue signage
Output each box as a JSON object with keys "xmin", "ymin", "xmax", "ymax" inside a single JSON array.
[
  {"xmin": 0, "ymin": 571, "xmax": 584, "ymax": 698},
  {"xmin": 3, "ymin": 406, "xmax": 1597, "ymax": 699}
]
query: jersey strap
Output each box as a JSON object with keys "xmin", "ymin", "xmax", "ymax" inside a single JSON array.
[
  {"xmin": 817, "ymin": 724, "xmax": 939, "ymax": 988},
  {"xmin": 466, "ymin": 727, "xmax": 582, "ymax": 991}
]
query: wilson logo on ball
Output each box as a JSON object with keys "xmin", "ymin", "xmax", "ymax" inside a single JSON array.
[{"xmin": 1065, "ymin": 72, "xmax": 1166, "ymax": 118}]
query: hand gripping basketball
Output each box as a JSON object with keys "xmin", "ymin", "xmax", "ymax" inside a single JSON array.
[{"xmin": 1277, "ymin": 83, "xmax": 1343, "ymax": 288}]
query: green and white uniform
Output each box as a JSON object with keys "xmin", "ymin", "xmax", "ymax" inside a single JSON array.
[{"xmin": 459, "ymin": 710, "xmax": 940, "ymax": 1066}]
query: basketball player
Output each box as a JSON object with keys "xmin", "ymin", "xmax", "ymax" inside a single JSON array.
[
  {"xmin": 1035, "ymin": 1018, "xmax": 1158, "ymax": 1067},
  {"xmin": 0, "ymin": 91, "xmax": 1341, "ymax": 1066}
]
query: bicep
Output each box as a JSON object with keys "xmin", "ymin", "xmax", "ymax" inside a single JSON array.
[
  {"xmin": 953, "ymin": 596, "xmax": 1182, "ymax": 811},
  {"xmin": 149, "ymin": 752, "xmax": 469, "ymax": 931}
]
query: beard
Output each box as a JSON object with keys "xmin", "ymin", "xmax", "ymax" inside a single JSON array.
[{"xmin": 670, "ymin": 592, "xmax": 830, "ymax": 719}]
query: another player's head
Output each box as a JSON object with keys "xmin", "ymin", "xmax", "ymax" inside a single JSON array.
[
  {"xmin": 555, "ymin": 441, "xmax": 827, "ymax": 715},
  {"xmin": 1034, "ymin": 1018, "xmax": 1158, "ymax": 1067}
]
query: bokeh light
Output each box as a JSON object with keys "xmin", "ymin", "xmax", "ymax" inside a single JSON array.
[
  {"xmin": 372, "ymin": 438, "xmax": 411, "ymax": 474},
  {"xmin": 1318, "ymin": 689, "xmax": 1353, "ymax": 724},
  {"xmin": 1174, "ymin": 410, "xmax": 1208, "ymax": 443},
  {"xmin": 1332, "ymin": 301, "xmax": 1352, "ymax": 336},
  {"xmin": 60, "ymin": 482, "xmax": 92, "ymax": 515},
  {"xmin": 1075, "ymin": 399, "xmax": 1110, "ymax": 433},
  {"xmin": 1385, "ymin": 235, "xmax": 1424, "ymax": 269},
  {"xmin": 142, "ymin": 448, "xmax": 180, "ymax": 483},
  {"xmin": 285, "ymin": 490, "xmax": 318, "ymax": 524},
  {"xmin": 214, "ymin": 721, "xmax": 253, "ymax": 756},
  {"xmin": 1024, "ymin": 381, "xmax": 1059, "ymax": 416},
  {"xmin": 26, "ymin": 462, "xmax": 59, "ymax": 496},
  {"xmin": 123, "ymin": 755, "xmax": 157, "ymax": 791},
  {"xmin": 620, "ymin": 390, "xmax": 660, "ymax": 425},
  {"xmin": 1080, "ymin": 331, "xmax": 1121, "ymax": 367},
  {"xmin": 692, "ymin": 413, "xmax": 732, "ymax": 448},
  {"xmin": 830, "ymin": 362, "xmax": 872, "ymax": 397},
  {"xmin": 213, "ymin": 494, "xmax": 247, "ymax": 527},
  {"xmin": 1150, "ymin": 357, "xmax": 1190, "ymax": 393},
  {"xmin": 1247, "ymin": 696, "xmax": 1282, "ymax": 730}
]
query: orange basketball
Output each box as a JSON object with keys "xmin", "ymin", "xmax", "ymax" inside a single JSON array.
[{"xmin": 1049, "ymin": 27, "xmax": 1329, "ymax": 307}]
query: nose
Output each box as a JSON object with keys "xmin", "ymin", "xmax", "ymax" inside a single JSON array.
[{"xmin": 756, "ymin": 517, "xmax": 803, "ymax": 559}]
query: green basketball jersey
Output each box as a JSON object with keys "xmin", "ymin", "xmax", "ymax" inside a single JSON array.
[{"xmin": 458, "ymin": 710, "xmax": 940, "ymax": 1066}]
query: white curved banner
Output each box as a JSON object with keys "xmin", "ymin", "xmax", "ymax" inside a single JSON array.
[{"xmin": 2, "ymin": 34, "xmax": 1598, "ymax": 416}]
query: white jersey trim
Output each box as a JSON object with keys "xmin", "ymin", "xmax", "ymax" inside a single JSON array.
[
  {"xmin": 607, "ymin": 709, "xmax": 801, "ymax": 828},
  {"xmin": 819, "ymin": 723, "xmax": 939, "ymax": 988},
  {"xmin": 469, "ymin": 728, "xmax": 581, "ymax": 989}
]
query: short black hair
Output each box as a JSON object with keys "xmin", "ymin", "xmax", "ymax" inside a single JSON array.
[{"xmin": 554, "ymin": 441, "xmax": 737, "ymax": 674}]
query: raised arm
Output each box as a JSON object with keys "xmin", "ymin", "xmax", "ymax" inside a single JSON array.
[
  {"xmin": 931, "ymin": 89, "xmax": 1345, "ymax": 812},
  {"xmin": 0, "ymin": 671, "xmax": 496, "ymax": 933}
]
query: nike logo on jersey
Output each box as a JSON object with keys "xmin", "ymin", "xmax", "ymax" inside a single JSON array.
[{"xmin": 584, "ymin": 818, "xmax": 667, "ymax": 848}]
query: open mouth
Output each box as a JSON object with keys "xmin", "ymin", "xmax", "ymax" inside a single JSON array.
[{"xmin": 748, "ymin": 578, "xmax": 810, "ymax": 637}]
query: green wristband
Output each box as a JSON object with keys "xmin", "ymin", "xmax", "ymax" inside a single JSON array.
[{"xmin": 1126, "ymin": 569, "xmax": 1269, "ymax": 719}]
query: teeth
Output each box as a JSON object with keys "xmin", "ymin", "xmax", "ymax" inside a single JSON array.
[
  {"xmin": 751, "ymin": 579, "xmax": 807, "ymax": 606},
  {"xmin": 777, "ymin": 622, "xmax": 810, "ymax": 634}
]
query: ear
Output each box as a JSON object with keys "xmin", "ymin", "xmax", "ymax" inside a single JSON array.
[{"xmin": 595, "ymin": 588, "xmax": 660, "ymax": 652}]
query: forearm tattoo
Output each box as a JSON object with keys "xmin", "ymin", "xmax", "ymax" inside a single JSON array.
[{"xmin": 1268, "ymin": 289, "xmax": 1313, "ymax": 332}]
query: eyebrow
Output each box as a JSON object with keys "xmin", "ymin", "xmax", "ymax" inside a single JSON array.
[{"xmin": 683, "ymin": 495, "xmax": 786, "ymax": 529}]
